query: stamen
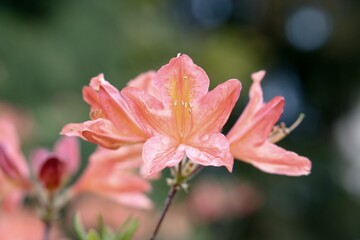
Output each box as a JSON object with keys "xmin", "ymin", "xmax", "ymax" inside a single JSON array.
[{"xmin": 268, "ymin": 113, "xmax": 305, "ymax": 143}]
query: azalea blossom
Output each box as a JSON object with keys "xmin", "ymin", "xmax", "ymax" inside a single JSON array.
[
  {"xmin": 121, "ymin": 54, "xmax": 241, "ymax": 177},
  {"xmin": 227, "ymin": 70, "xmax": 311, "ymax": 176},
  {"xmin": 61, "ymin": 72, "xmax": 158, "ymax": 149},
  {"xmin": 71, "ymin": 145, "xmax": 152, "ymax": 209},
  {"xmin": 31, "ymin": 136, "xmax": 80, "ymax": 193}
]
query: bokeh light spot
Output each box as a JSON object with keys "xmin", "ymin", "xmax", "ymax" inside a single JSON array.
[
  {"xmin": 191, "ymin": 0, "xmax": 232, "ymax": 28},
  {"xmin": 285, "ymin": 7, "xmax": 331, "ymax": 51}
]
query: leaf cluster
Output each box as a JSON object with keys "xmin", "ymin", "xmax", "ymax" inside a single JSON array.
[{"xmin": 73, "ymin": 213, "xmax": 138, "ymax": 240}]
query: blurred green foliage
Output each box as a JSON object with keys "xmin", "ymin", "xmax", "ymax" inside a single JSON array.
[{"xmin": 73, "ymin": 213, "xmax": 138, "ymax": 240}]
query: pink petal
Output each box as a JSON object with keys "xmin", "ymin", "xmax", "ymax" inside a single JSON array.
[
  {"xmin": 82, "ymin": 86, "xmax": 101, "ymax": 110},
  {"xmin": 73, "ymin": 149, "xmax": 153, "ymax": 209},
  {"xmin": 121, "ymin": 87, "xmax": 172, "ymax": 136},
  {"xmin": 227, "ymin": 70, "xmax": 269, "ymax": 142},
  {"xmin": 0, "ymin": 119, "xmax": 29, "ymax": 181},
  {"xmin": 61, "ymin": 119, "xmax": 144, "ymax": 149},
  {"xmin": 192, "ymin": 79, "xmax": 241, "ymax": 135},
  {"xmin": 231, "ymin": 141, "xmax": 311, "ymax": 176},
  {"xmin": 90, "ymin": 144, "xmax": 143, "ymax": 167},
  {"xmin": 99, "ymin": 84, "xmax": 147, "ymax": 141},
  {"xmin": 127, "ymin": 71, "xmax": 160, "ymax": 100},
  {"xmin": 228, "ymin": 96, "xmax": 284, "ymax": 144},
  {"xmin": 1, "ymin": 188, "xmax": 24, "ymax": 211},
  {"xmin": 30, "ymin": 148, "xmax": 51, "ymax": 175},
  {"xmin": 155, "ymin": 54, "xmax": 210, "ymax": 107},
  {"xmin": 186, "ymin": 133, "xmax": 233, "ymax": 172},
  {"xmin": 0, "ymin": 146, "xmax": 24, "ymax": 182},
  {"xmin": 82, "ymin": 74, "xmax": 109, "ymax": 119},
  {"xmin": 0, "ymin": 119, "xmax": 20, "ymax": 149},
  {"xmin": 82, "ymin": 86, "xmax": 106, "ymax": 120},
  {"xmin": 142, "ymin": 135, "xmax": 186, "ymax": 177},
  {"xmin": 107, "ymin": 192, "xmax": 153, "ymax": 209},
  {"xmin": 54, "ymin": 137, "xmax": 80, "ymax": 175}
]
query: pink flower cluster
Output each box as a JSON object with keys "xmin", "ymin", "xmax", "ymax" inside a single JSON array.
[
  {"xmin": 62, "ymin": 54, "xmax": 311, "ymax": 178},
  {"xmin": 0, "ymin": 117, "xmax": 151, "ymax": 212},
  {"xmin": 0, "ymin": 54, "xmax": 311, "ymax": 239}
]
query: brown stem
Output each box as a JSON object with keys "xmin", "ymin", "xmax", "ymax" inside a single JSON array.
[
  {"xmin": 42, "ymin": 220, "xmax": 51, "ymax": 240},
  {"xmin": 149, "ymin": 185, "xmax": 179, "ymax": 240}
]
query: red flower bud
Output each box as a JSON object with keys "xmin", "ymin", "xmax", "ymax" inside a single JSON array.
[{"xmin": 38, "ymin": 157, "xmax": 65, "ymax": 192}]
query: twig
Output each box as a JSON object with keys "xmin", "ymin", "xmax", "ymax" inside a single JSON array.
[
  {"xmin": 149, "ymin": 185, "xmax": 179, "ymax": 240},
  {"xmin": 42, "ymin": 220, "xmax": 51, "ymax": 240}
]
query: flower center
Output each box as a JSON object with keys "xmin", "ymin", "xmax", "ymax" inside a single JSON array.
[{"xmin": 170, "ymin": 75, "xmax": 193, "ymax": 140}]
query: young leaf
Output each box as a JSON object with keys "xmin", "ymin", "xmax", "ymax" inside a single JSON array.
[
  {"xmin": 73, "ymin": 213, "xmax": 87, "ymax": 240},
  {"xmin": 114, "ymin": 218, "xmax": 138, "ymax": 240},
  {"xmin": 87, "ymin": 229, "xmax": 101, "ymax": 240}
]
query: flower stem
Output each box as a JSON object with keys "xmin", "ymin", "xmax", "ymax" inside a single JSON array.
[
  {"xmin": 42, "ymin": 220, "xmax": 51, "ymax": 240},
  {"xmin": 150, "ymin": 185, "xmax": 179, "ymax": 240}
]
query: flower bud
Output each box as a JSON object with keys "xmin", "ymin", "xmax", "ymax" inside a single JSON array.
[{"xmin": 38, "ymin": 157, "xmax": 65, "ymax": 192}]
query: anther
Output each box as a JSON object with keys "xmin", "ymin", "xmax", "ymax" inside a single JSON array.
[{"xmin": 268, "ymin": 113, "xmax": 305, "ymax": 143}]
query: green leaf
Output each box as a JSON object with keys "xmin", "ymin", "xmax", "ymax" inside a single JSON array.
[
  {"xmin": 114, "ymin": 218, "xmax": 138, "ymax": 240},
  {"xmin": 96, "ymin": 214, "xmax": 116, "ymax": 240},
  {"xmin": 73, "ymin": 213, "xmax": 88, "ymax": 240},
  {"xmin": 87, "ymin": 229, "xmax": 101, "ymax": 240}
]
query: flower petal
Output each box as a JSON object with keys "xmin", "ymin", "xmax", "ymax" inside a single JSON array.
[
  {"xmin": 228, "ymin": 96, "xmax": 284, "ymax": 144},
  {"xmin": 231, "ymin": 140, "xmax": 311, "ymax": 176},
  {"xmin": 121, "ymin": 87, "xmax": 172, "ymax": 136},
  {"xmin": 142, "ymin": 135, "xmax": 185, "ymax": 177},
  {"xmin": 73, "ymin": 147, "xmax": 153, "ymax": 209},
  {"xmin": 108, "ymin": 192, "xmax": 153, "ymax": 209},
  {"xmin": 192, "ymin": 79, "xmax": 241, "ymax": 135},
  {"xmin": 186, "ymin": 133, "xmax": 233, "ymax": 172},
  {"xmin": 0, "ymin": 119, "xmax": 29, "ymax": 181},
  {"xmin": 0, "ymin": 119, "xmax": 20, "ymax": 149},
  {"xmin": 54, "ymin": 137, "xmax": 80, "ymax": 175},
  {"xmin": 127, "ymin": 71, "xmax": 160, "ymax": 100},
  {"xmin": 227, "ymin": 70, "xmax": 271, "ymax": 142},
  {"xmin": 61, "ymin": 119, "xmax": 142, "ymax": 149},
  {"xmin": 155, "ymin": 54, "xmax": 210, "ymax": 108},
  {"xmin": 0, "ymin": 145, "xmax": 25, "ymax": 183},
  {"xmin": 30, "ymin": 148, "xmax": 51, "ymax": 175},
  {"xmin": 227, "ymin": 97, "xmax": 285, "ymax": 144},
  {"xmin": 99, "ymin": 84, "xmax": 148, "ymax": 140},
  {"xmin": 90, "ymin": 144, "xmax": 143, "ymax": 167}
]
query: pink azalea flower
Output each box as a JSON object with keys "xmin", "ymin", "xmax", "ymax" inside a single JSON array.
[
  {"xmin": 61, "ymin": 72, "xmax": 156, "ymax": 149},
  {"xmin": 72, "ymin": 145, "xmax": 152, "ymax": 209},
  {"xmin": 121, "ymin": 54, "xmax": 241, "ymax": 177},
  {"xmin": 227, "ymin": 70, "xmax": 311, "ymax": 176},
  {"xmin": 31, "ymin": 136, "xmax": 80, "ymax": 192}
]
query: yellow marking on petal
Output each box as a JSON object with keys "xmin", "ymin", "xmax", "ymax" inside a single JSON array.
[{"xmin": 169, "ymin": 75, "xmax": 194, "ymax": 140}]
